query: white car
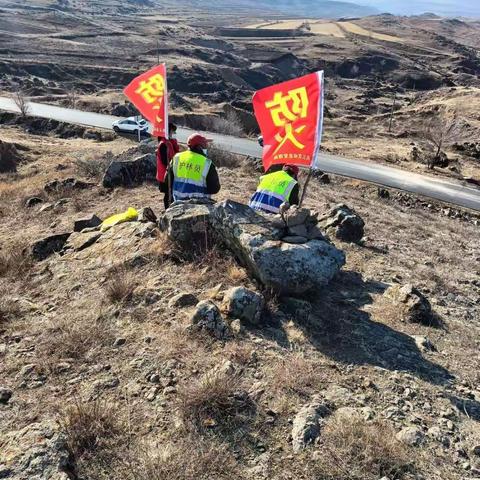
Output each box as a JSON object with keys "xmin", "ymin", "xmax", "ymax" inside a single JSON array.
[{"xmin": 112, "ymin": 117, "xmax": 149, "ymax": 135}]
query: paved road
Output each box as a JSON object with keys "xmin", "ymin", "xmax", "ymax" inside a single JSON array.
[{"xmin": 1, "ymin": 97, "xmax": 479, "ymax": 212}]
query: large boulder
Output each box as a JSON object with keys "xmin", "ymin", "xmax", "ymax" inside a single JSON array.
[
  {"xmin": 158, "ymin": 201, "xmax": 215, "ymax": 250},
  {"xmin": 212, "ymin": 201, "xmax": 345, "ymax": 295},
  {"xmin": 319, "ymin": 204, "xmax": 365, "ymax": 243},
  {"xmin": 102, "ymin": 153, "xmax": 156, "ymax": 188}
]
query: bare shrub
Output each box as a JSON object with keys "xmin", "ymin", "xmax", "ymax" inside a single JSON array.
[
  {"xmin": 0, "ymin": 243, "xmax": 33, "ymax": 279},
  {"xmin": 59, "ymin": 399, "xmax": 125, "ymax": 477},
  {"xmin": 123, "ymin": 436, "xmax": 242, "ymax": 480},
  {"xmin": 14, "ymin": 91, "xmax": 30, "ymax": 118},
  {"xmin": 66, "ymin": 89, "xmax": 79, "ymax": 108},
  {"xmin": 104, "ymin": 267, "xmax": 136, "ymax": 304},
  {"xmin": 418, "ymin": 109, "xmax": 463, "ymax": 169},
  {"xmin": 208, "ymin": 145, "xmax": 242, "ymax": 168},
  {"xmin": 178, "ymin": 371, "xmax": 254, "ymax": 435},
  {"xmin": 74, "ymin": 152, "xmax": 113, "ymax": 180},
  {"xmin": 313, "ymin": 416, "xmax": 413, "ymax": 480},
  {"xmin": 204, "ymin": 110, "xmax": 244, "ymax": 137}
]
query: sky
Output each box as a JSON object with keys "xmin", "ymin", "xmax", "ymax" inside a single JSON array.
[{"xmin": 356, "ymin": 0, "xmax": 480, "ymax": 16}]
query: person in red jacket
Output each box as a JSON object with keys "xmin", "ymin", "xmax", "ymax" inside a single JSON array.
[{"xmin": 157, "ymin": 122, "xmax": 180, "ymax": 210}]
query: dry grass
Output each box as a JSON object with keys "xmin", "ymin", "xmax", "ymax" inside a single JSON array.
[
  {"xmin": 74, "ymin": 153, "xmax": 112, "ymax": 180},
  {"xmin": 104, "ymin": 267, "xmax": 137, "ymax": 304},
  {"xmin": 312, "ymin": 416, "xmax": 413, "ymax": 480},
  {"xmin": 203, "ymin": 110, "xmax": 244, "ymax": 137},
  {"xmin": 178, "ymin": 371, "xmax": 255, "ymax": 435},
  {"xmin": 0, "ymin": 298, "xmax": 22, "ymax": 324},
  {"xmin": 209, "ymin": 145, "xmax": 243, "ymax": 169},
  {"xmin": 36, "ymin": 310, "xmax": 114, "ymax": 366},
  {"xmin": 123, "ymin": 436, "xmax": 243, "ymax": 480},
  {"xmin": 0, "ymin": 243, "xmax": 33, "ymax": 279}
]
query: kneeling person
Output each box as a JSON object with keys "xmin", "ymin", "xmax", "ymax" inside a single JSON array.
[
  {"xmin": 167, "ymin": 133, "xmax": 220, "ymax": 203},
  {"xmin": 249, "ymin": 164, "xmax": 299, "ymax": 214}
]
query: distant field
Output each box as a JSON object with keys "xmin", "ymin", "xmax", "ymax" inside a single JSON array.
[{"xmin": 245, "ymin": 19, "xmax": 402, "ymax": 43}]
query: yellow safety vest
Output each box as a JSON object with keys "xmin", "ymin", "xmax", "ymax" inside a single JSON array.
[
  {"xmin": 171, "ymin": 150, "xmax": 211, "ymax": 201},
  {"xmin": 249, "ymin": 170, "xmax": 297, "ymax": 213}
]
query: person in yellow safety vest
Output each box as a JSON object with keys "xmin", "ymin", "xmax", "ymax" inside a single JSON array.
[
  {"xmin": 249, "ymin": 164, "xmax": 300, "ymax": 214},
  {"xmin": 166, "ymin": 133, "xmax": 221, "ymax": 203}
]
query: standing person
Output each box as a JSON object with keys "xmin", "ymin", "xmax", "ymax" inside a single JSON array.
[
  {"xmin": 167, "ymin": 133, "xmax": 220, "ymax": 202},
  {"xmin": 249, "ymin": 164, "xmax": 300, "ymax": 214},
  {"xmin": 157, "ymin": 122, "xmax": 180, "ymax": 210}
]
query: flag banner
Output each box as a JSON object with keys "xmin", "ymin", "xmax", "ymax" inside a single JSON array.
[
  {"xmin": 253, "ymin": 71, "xmax": 324, "ymax": 172},
  {"xmin": 123, "ymin": 63, "xmax": 168, "ymax": 138}
]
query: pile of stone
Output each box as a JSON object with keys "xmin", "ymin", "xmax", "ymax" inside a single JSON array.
[{"xmin": 272, "ymin": 205, "xmax": 325, "ymax": 244}]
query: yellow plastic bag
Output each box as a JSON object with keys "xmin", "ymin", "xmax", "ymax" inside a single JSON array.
[{"xmin": 101, "ymin": 207, "xmax": 139, "ymax": 232}]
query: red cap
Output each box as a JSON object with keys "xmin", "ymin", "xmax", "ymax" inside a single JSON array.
[
  {"xmin": 187, "ymin": 133, "xmax": 212, "ymax": 149},
  {"xmin": 283, "ymin": 164, "xmax": 300, "ymax": 176}
]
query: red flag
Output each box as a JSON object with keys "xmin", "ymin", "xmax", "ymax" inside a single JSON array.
[
  {"xmin": 253, "ymin": 71, "xmax": 324, "ymax": 172},
  {"xmin": 123, "ymin": 64, "xmax": 169, "ymax": 138}
]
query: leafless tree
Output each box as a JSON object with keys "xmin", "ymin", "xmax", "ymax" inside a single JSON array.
[
  {"xmin": 14, "ymin": 91, "xmax": 29, "ymax": 119},
  {"xmin": 66, "ymin": 89, "xmax": 79, "ymax": 108},
  {"xmin": 419, "ymin": 109, "xmax": 463, "ymax": 169}
]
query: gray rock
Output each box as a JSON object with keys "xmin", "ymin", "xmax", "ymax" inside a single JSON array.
[
  {"xmin": 292, "ymin": 396, "xmax": 330, "ymax": 452},
  {"xmin": 138, "ymin": 207, "xmax": 157, "ymax": 223},
  {"xmin": 472, "ymin": 445, "xmax": 480, "ymax": 457},
  {"xmin": 0, "ymin": 386, "xmax": 13, "ymax": 404},
  {"xmin": 411, "ymin": 335, "xmax": 437, "ymax": 352},
  {"xmin": 288, "ymin": 224, "xmax": 308, "ymax": 238},
  {"xmin": 73, "ymin": 214, "xmax": 102, "ymax": 232},
  {"xmin": 189, "ymin": 300, "xmax": 231, "ymax": 339},
  {"xmin": 102, "ymin": 153, "xmax": 157, "ymax": 188},
  {"xmin": 113, "ymin": 338, "xmax": 126, "ymax": 347},
  {"xmin": 44, "ymin": 177, "xmax": 93, "ymax": 194},
  {"xmin": 25, "ymin": 197, "xmax": 43, "ymax": 208},
  {"xmin": 284, "ymin": 206, "xmax": 310, "ymax": 227},
  {"xmin": 223, "ymin": 287, "xmax": 264, "ymax": 325},
  {"xmin": 39, "ymin": 203, "xmax": 54, "ymax": 213},
  {"xmin": 1, "ymin": 421, "xmax": 70, "ymax": 479},
  {"xmin": 159, "ymin": 201, "xmax": 214, "ymax": 250},
  {"xmin": 64, "ymin": 231, "xmax": 101, "ymax": 253},
  {"xmin": 385, "ymin": 284, "xmax": 434, "ymax": 325},
  {"xmin": 212, "ymin": 201, "xmax": 345, "ymax": 295},
  {"xmin": 396, "ymin": 426, "xmax": 424, "ymax": 446},
  {"xmin": 168, "ymin": 292, "xmax": 198, "ymax": 309},
  {"xmin": 31, "ymin": 233, "xmax": 71, "ymax": 261},
  {"xmin": 320, "ymin": 204, "xmax": 365, "ymax": 243}
]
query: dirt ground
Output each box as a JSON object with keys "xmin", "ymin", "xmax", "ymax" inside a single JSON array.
[{"xmin": 0, "ymin": 124, "xmax": 479, "ymax": 479}]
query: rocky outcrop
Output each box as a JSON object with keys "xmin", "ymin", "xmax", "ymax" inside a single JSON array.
[
  {"xmin": 73, "ymin": 214, "xmax": 102, "ymax": 232},
  {"xmin": 102, "ymin": 153, "xmax": 157, "ymax": 188},
  {"xmin": 212, "ymin": 201, "xmax": 345, "ymax": 295},
  {"xmin": 292, "ymin": 396, "xmax": 330, "ymax": 452},
  {"xmin": 222, "ymin": 287, "xmax": 264, "ymax": 325},
  {"xmin": 0, "ymin": 421, "xmax": 72, "ymax": 479},
  {"xmin": 385, "ymin": 284, "xmax": 434, "ymax": 325},
  {"xmin": 159, "ymin": 200, "xmax": 345, "ymax": 295},
  {"xmin": 319, "ymin": 204, "xmax": 365, "ymax": 243}
]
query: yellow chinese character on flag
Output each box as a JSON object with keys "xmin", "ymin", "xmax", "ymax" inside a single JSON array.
[
  {"xmin": 265, "ymin": 87, "xmax": 309, "ymax": 127},
  {"xmin": 135, "ymin": 74, "xmax": 165, "ymax": 104}
]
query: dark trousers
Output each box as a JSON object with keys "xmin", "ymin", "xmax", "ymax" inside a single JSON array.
[{"xmin": 158, "ymin": 182, "xmax": 170, "ymax": 210}]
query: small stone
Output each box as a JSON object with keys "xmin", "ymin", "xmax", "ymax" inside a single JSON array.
[
  {"xmin": 189, "ymin": 300, "xmax": 231, "ymax": 340},
  {"xmin": 168, "ymin": 292, "xmax": 198, "ymax": 309},
  {"xmin": 222, "ymin": 287, "xmax": 265, "ymax": 325},
  {"xmin": 230, "ymin": 319, "xmax": 244, "ymax": 336},
  {"xmin": 0, "ymin": 387, "xmax": 13, "ymax": 404},
  {"xmin": 113, "ymin": 338, "xmax": 126, "ymax": 347},
  {"xmin": 288, "ymin": 224, "xmax": 308, "ymax": 238},
  {"xmin": 137, "ymin": 207, "xmax": 157, "ymax": 223},
  {"xmin": 146, "ymin": 386, "xmax": 159, "ymax": 401},
  {"xmin": 396, "ymin": 426, "xmax": 424, "ymax": 446},
  {"xmin": 412, "ymin": 335, "xmax": 436, "ymax": 352},
  {"xmin": 163, "ymin": 386, "xmax": 176, "ymax": 395},
  {"xmin": 149, "ymin": 374, "xmax": 160, "ymax": 384},
  {"xmin": 39, "ymin": 203, "xmax": 54, "ymax": 212},
  {"xmin": 472, "ymin": 445, "xmax": 480, "ymax": 457}
]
